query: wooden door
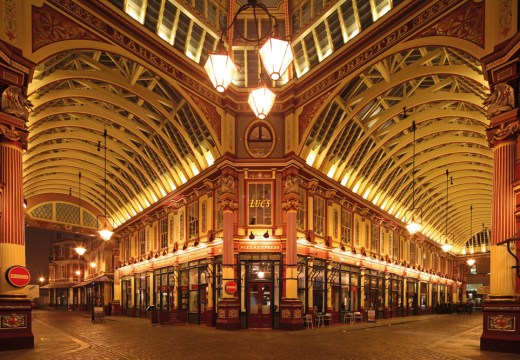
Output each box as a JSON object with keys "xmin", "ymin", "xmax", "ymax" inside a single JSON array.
[{"xmin": 248, "ymin": 283, "xmax": 272, "ymax": 328}]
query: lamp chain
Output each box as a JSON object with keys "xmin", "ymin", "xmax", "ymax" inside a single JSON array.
[{"xmin": 104, "ymin": 128, "xmax": 107, "ymax": 218}]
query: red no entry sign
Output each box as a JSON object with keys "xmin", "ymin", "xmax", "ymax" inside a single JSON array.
[
  {"xmin": 6, "ymin": 265, "xmax": 31, "ymax": 288},
  {"xmin": 225, "ymin": 280, "xmax": 237, "ymax": 294}
]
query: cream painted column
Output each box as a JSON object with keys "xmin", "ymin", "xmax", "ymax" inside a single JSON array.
[
  {"xmin": 0, "ymin": 137, "xmax": 26, "ymax": 296},
  {"xmin": 489, "ymin": 138, "xmax": 516, "ymax": 298}
]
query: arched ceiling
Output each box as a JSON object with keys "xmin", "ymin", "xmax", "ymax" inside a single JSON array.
[
  {"xmin": 302, "ymin": 46, "xmax": 491, "ymax": 252},
  {"xmin": 25, "ymin": 49, "xmax": 220, "ymax": 226},
  {"xmin": 19, "ymin": 0, "xmax": 494, "ymax": 255}
]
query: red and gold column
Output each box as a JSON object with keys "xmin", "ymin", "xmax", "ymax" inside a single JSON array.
[
  {"xmin": 215, "ymin": 173, "xmax": 240, "ymax": 330},
  {"xmin": 480, "ymin": 33, "xmax": 520, "ymax": 354},
  {"xmin": 0, "ymin": 40, "xmax": 34, "ymax": 351},
  {"xmin": 279, "ymin": 172, "xmax": 304, "ymax": 330}
]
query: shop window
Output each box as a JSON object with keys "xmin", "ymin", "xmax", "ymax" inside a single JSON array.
[
  {"xmin": 313, "ymin": 196, "xmax": 325, "ymax": 236},
  {"xmin": 470, "ymin": 265, "xmax": 477, "ymax": 274},
  {"xmin": 248, "ymin": 183, "xmax": 272, "ymax": 225},
  {"xmin": 188, "ymin": 202, "xmax": 199, "ymax": 240},
  {"xmin": 341, "ymin": 209, "xmax": 352, "ymax": 245},
  {"xmin": 188, "ymin": 267, "xmax": 199, "ymax": 314},
  {"xmin": 160, "ymin": 218, "xmax": 168, "ymax": 249}
]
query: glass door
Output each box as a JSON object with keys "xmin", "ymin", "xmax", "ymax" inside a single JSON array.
[{"xmin": 248, "ymin": 283, "xmax": 272, "ymax": 328}]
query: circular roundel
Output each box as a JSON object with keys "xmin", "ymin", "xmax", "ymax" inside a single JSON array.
[
  {"xmin": 5, "ymin": 265, "xmax": 31, "ymax": 288},
  {"xmin": 245, "ymin": 120, "xmax": 276, "ymax": 158}
]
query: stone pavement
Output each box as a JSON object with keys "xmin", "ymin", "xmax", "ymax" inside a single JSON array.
[{"xmin": 1, "ymin": 310, "xmax": 519, "ymax": 360}]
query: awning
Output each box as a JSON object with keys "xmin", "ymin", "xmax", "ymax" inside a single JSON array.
[
  {"xmin": 40, "ymin": 282, "xmax": 78, "ymax": 289},
  {"xmin": 72, "ymin": 275, "xmax": 113, "ymax": 288}
]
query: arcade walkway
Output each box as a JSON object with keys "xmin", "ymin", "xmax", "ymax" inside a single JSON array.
[{"xmin": 2, "ymin": 310, "xmax": 518, "ymax": 360}]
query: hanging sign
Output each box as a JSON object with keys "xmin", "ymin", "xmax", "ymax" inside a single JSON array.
[{"xmin": 5, "ymin": 265, "xmax": 31, "ymax": 288}]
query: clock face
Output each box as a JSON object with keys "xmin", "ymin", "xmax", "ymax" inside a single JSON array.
[{"xmin": 245, "ymin": 120, "xmax": 275, "ymax": 158}]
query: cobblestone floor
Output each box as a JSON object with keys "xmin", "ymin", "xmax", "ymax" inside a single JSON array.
[{"xmin": 2, "ymin": 311, "xmax": 520, "ymax": 360}]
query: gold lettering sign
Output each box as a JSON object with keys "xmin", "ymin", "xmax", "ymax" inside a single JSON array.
[
  {"xmin": 249, "ymin": 199, "xmax": 272, "ymax": 208},
  {"xmin": 238, "ymin": 243, "xmax": 282, "ymax": 252}
]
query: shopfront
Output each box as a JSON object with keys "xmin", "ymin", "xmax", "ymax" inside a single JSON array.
[
  {"xmin": 134, "ymin": 272, "xmax": 149, "ymax": 317},
  {"xmin": 240, "ymin": 253, "xmax": 281, "ymax": 329},
  {"xmin": 364, "ymin": 269, "xmax": 385, "ymax": 319},
  {"xmin": 406, "ymin": 278, "xmax": 418, "ymax": 315},
  {"xmin": 388, "ymin": 274, "xmax": 404, "ymax": 318},
  {"xmin": 121, "ymin": 276, "xmax": 133, "ymax": 316}
]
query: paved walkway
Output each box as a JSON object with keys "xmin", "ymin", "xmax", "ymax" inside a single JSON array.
[{"xmin": 2, "ymin": 310, "xmax": 519, "ymax": 359}]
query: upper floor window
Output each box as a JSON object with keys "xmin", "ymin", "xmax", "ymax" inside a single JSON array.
[
  {"xmin": 139, "ymin": 228, "xmax": 146, "ymax": 256},
  {"xmin": 188, "ymin": 202, "xmax": 199, "ymax": 240},
  {"xmin": 371, "ymin": 223, "xmax": 379, "ymax": 253},
  {"xmin": 160, "ymin": 218, "xmax": 168, "ymax": 249},
  {"xmin": 341, "ymin": 209, "xmax": 352, "ymax": 245},
  {"xmin": 392, "ymin": 233, "xmax": 398, "ymax": 259},
  {"xmin": 313, "ymin": 196, "xmax": 326, "ymax": 236},
  {"xmin": 248, "ymin": 183, "xmax": 272, "ymax": 225}
]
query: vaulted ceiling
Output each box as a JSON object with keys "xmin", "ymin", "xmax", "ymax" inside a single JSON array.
[{"xmin": 17, "ymin": 0, "xmax": 498, "ymax": 254}]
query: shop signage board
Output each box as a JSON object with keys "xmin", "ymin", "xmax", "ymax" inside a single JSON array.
[
  {"xmin": 367, "ymin": 309, "xmax": 376, "ymax": 322},
  {"xmin": 5, "ymin": 265, "xmax": 30, "ymax": 288},
  {"xmin": 225, "ymin": 280, "xmax": 237, "ymax": 294},
  {"xmin": 238, "ymin": 243, "xmax": 282, "ymax": 252}
]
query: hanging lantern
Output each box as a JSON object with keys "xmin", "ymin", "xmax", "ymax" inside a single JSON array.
[
  {"xmin": 441, "ymin": 241, "xmax": 453, "ymax": 253},
  {"xmin": 259, "ymin": 37, "xmax": 293, "ymax": 81},
  {"xmin": 406, "ymin": 216, "xmax": 421, "ymax": 235},
  {"xmin": 98, "ymin": 223, "xmax": 114, "ymax": 241},
  {"xmin": 74, "ymin": 246, "xmax": 86, "ymax": 256},
  {"xmin": 248, "ymin": 84, "xmax": 276, "ymax": 119},
  {"xmin": 204, "ymin": 40, "xmax": 237, "ymax": 93}
]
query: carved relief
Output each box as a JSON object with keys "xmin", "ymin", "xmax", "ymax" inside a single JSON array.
[
  {"xmin": 220, "ymin": 175, "xmax": 235, "ymax": 195},
  {"xmin": 483, "ymin": 83, "xmax": 515, "ymax": 119},
  {"xmin": 299, "ymin": 90, "xmax": 332, "ymax": 142},
  {"xmin": 281, "ymin": 198, "xmax": 302, "ymax": 211},
  {"xmin": 490, "ymin": 121, "xmax": 520, "ymax": 143},
  {"xmin": 3, "ymin": 0, "xmax": 17, "ymax": 41},
  {"xmin": 186, "ymin": 91, "xmax": 221, "ymax": 143},
  {"xmin": 284, "ymin": 175, "xmax": 300, "ymax": 195},
  {"xmin": 0, "ymin": 86, "xmax": 32, "ymax": 120},
  {"xmin": 415, "ymin": 0, "xmax": 484, "ymax": 47},
  {"xmin": 32, "ymin": 4, "xmax": 105, "ymax": 51},
  {"xmin": 218, "ymin": 198, "xmax": 239, "ymax": 211}
]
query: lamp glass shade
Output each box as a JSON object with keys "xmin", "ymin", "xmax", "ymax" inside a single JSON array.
[
  {"xmin": 248, "ymin": 85, "xmax": 276, "ymax": 119},
  {"xmin": 98, "ymin": 227, "xmax": 114, "ymax": 241},
  {"xmin": 406, "ymin": 218, "xmax": 421, "ymax": 235},
  {"xmin": 466, "ymin": 258, "xmax": 475, "ymax": 266},
  {"xmin": 74, "ymin": 246, "xmax": 86, "ymax": 256},
  {"xmin": 204, "ymin": 52, "xmax": 237, "ymax": 93},
  {"xmin": 259, "ymin": 37, "xmax": 293, "ymax": 81},
  {"xmin": 441, "ymin": 242, "xmax": 453, "ymax": 252}
]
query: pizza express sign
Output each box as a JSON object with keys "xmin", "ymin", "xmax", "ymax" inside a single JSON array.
[{"xmin": 5, "ymin": 265, "xmax": 31, "ymax": 288}]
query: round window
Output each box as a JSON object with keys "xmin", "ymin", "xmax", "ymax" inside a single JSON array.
[{"xmin": 245, "ymin": 120, "xmax": 275, "ymax": 158}]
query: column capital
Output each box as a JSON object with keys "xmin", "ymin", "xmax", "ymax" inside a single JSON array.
[
  {"xmin": 486, "ymin": 115, "xmax": 520, "ymax": 148},
  {"xmin": 218, "ymin": 196, "xmax": 238, "ymax": 212},
  {"xmin": 282, "ymin": 197, "xmax": 301, "ymax": 211}
]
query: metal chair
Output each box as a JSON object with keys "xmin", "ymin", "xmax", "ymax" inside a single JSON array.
[
  {"xmin": 325, "ymin": 313, "xmax": 333, "ymax": 326},
  {"xmin": 354, "ymin": 311, "xmax": 363, "ymax": 323},
  {"xmin": 303, "ymin": 314, "xmax": 313, "ymax": 329}
]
